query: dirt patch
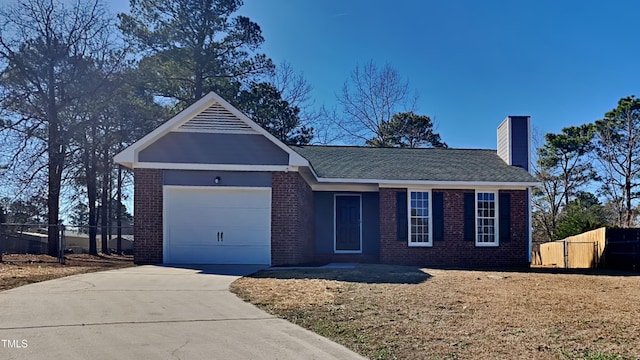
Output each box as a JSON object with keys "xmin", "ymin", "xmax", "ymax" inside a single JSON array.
[
  {"xmin": 0, "ymin": 253, "xmax": 134, "ymax": 291},
  {"xmin": 230, "ymin": 265, "xmax": 640, "ymax": 360}
]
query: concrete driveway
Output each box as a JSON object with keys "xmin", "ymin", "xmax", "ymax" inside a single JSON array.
[{"xmin": 0, "ymin": 265, "xmax": 366, "ymax": 360}]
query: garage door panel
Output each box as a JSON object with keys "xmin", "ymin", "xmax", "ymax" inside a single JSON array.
[
  {"xmin": 167, "ymin": 245, "xmax": 270, "ymax": 265},
  {"xmin": 215, "ymin": 246, "xmax": 270, "ymax": 264},
  {"xmin": 218, "ymin": 228, "xmax": 270, "ymax": 246},
  {"xmin": 164, "ymin": 186, "xmax": 271, "ymax": 265},
  {"xmin": 168, "ymin": 230, "xmax": 217, "ymax": 245},
  {"xmin": 220, "ymin": 209, "xmax": 271, "ymax": 228}
]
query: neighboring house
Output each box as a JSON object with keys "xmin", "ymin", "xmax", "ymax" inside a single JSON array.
[
  {"xmin": 115, "ymin": 92, "xmax": 537, "ymax": 267},
  {"xmin": 63, "ymin": 232, "xmax": 134, "ymax": 254}
]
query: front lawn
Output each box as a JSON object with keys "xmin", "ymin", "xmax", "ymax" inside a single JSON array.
[
  {"xmin": 0, "ymin": 253, "xmax": 134, "ymax": 291},
  {"xmin": 230, "ymin": 265, "xmax": 640, "ymax": 360}
]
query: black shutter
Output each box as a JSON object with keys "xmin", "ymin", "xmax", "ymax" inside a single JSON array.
[
  {"xmin": 396, "ymin": 191, "xmax": 408, "ymax": 241},
  {"xmin": 432, "ymin": 192, "xmax": 444, "ymax": 241},
  {"xmin": 463, "ymin": 192, "xmax": 475, "ymax": 241},
  {"xmin": 499, "ymin": 192, "xmax": 511, "ymax": 243}
]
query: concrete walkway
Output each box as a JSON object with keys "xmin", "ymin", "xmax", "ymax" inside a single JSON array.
[{"xmin": 0, "ymin": 265, "xmax": 367, "ymax": 360}]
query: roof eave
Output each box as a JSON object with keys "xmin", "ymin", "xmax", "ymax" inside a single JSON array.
[{"xmin": 312, "ymin": 176, "xmax": 538, "ymax": 189}]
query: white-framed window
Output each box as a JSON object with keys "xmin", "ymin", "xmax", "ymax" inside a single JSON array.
[
  {"xmin": 408, "ymin": 190, "xmax": 432, "ymax": 246},
  {"xmin": 476, "ymin": 191, "xmax": 498, "ymax": 246}
]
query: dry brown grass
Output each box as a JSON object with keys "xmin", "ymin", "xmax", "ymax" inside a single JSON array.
[
  {"xmin": 230, "ymin": 265, "xmax": 640, "ymax": 360},
  {"xmin": 0, "ymin": 253, "xmax": 134, "ymax": 291}
]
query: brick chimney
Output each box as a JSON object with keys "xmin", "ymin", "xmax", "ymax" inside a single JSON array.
[{"xmin": 497, "ymin": 116, "xmax": 530, "ymax": 172}]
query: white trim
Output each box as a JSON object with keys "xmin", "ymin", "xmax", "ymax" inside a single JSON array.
[
  {"xmin": 475, "ymin": 190, "xmax": 499, "ymax": 247},
  {"xmin": 375, "ymin": 180, "xmax": 536, "ymax": 189},
  {"xmin": 307, "ymin": 165, "xmax": 320, "ymax": 179},
  {"xmin": 407, "ymin": 189, "xmax": 433, "ymax": 247},
  {"xmin": 508, "ymin": 117, "xmax": 513, "ymax": 165},
  {"xmin": 163, "ymin": 185, "xmax": 269, "ymax": 191},
  {"xmin": 162, "ymin": 185, "xmax": 272, "ymax": 265},
  {"xmin": 114, "ymin": 91, "xmax": 309, "ymax": 168},
  {"xmin": 333, "ymin": 194, "xmax": 363, "ymax": 254},
  {"xmin": 298, "ymin": 166, "xmax": 380, "ymax": 192},
  {"xmin": 133, "ymin": 162, "xmax": 295, "ymax": 172},
  {"xmin": 527, "ymin": 116, "xmax": 532, "ymax": 174},
  {"xmin": 527, "ymin": 188, "xmax": 532, "ymax": 262},
  {"xmin": 163, "ymin": 186, "xmax": 168, "ymax": 264}
]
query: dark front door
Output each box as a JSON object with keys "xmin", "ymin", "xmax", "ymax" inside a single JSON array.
[{"xmin": 335, "ymin": 195, "xmax": 361, "ymax": 252}]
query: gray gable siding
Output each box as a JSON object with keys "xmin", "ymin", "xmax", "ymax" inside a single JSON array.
[
  {"xmin": 138, "ymin": 132, "xmax": 289, "ymax": 165},
  {"xmin": 163, "ymin": 170, "xmax": 271, "ymax": 187}
]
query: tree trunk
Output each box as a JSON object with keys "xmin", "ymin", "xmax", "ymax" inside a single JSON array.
[
  {"xmin": 625, "ymin": 179, "xmax": 633, "ymax": 227},
  {"xmin": 47, "ymin": 153, "xmax": 61, "ymax": 257},
  {"xmin": 194, "ymin": 66, "xmax": 203, "ymax": 100},
  {"xmin": 100, "ymin": 151, "xmax": 109, "ymax": 254},
  {"xmin": 83, "ymin": 128, "xmax": 99, "ymax": 256},
  {"xmin": 46, "ymin": 57, "xmax": 62, "ymax": 257},
  {"xmin": 107, "ymin": 165, "xmax": 112, "ymax": 250}
]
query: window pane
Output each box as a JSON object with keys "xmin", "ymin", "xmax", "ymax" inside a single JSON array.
[
  {"xmin": 476, "ymin": 192, "xmax": 497, "ymax": 244},
  {"xmin": 409, "ymin": 191, "xmax": 430, "ymax": 243}
]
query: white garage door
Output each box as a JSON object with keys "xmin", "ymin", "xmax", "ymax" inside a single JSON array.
[{"xmin": 163, "ymin": 186, "xmax": 271, "ymax": 265}]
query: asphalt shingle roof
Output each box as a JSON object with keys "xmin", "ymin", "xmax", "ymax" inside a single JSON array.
[{"xmin": 291, "ymin": 146, "xmax": 537, "ymax": 183}]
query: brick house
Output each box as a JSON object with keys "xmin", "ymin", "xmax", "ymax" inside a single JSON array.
[{"xmin": 115, "ymin": 92, "xmax": 537, "ymax": 267}]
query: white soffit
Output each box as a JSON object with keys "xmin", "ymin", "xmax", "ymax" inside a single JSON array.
[{"xmin": 174, "ymin": 102, "xmax": 259, "ymax": 134}]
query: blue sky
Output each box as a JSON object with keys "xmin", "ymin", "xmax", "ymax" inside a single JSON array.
[{"xmin": 110, "ymin": 0, "xmax": 640, "ymax": 150}]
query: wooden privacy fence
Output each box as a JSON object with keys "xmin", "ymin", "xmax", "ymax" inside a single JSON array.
[
  {"xmin": 534, "ymin": 228, "xmax": 605, "ymax": 269},
  {"xmin": 533, "ymin": 227, "xmax": 640, "ymax": 270}
]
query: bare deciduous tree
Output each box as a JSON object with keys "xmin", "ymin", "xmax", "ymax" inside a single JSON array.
[
  {"xmin": 269, "ymin": 61, "xmax": 313, "ymax": 112},
  {"xmin": 0, "ymin": 0, "xmax": 113, "ymax": 255},
  {"xmin": 335, "ymin": 60, "xmax": 417, "ymax": 145}
]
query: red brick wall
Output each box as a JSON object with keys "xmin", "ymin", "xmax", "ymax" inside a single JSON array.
[
  {"xmin": 380, "ymin": 188, "xmax": 528, "ymax": 268},
  {"xmin": 271, "ymin": 172, "xmax": 315, "ymax": 265},
  {"xmin": 133, "ymin": 169, "xmax": 163, "ymax": 264}
]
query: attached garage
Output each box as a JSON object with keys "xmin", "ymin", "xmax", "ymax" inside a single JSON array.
[
  {"xmin": 114, "ymin": 92, "xmax": 310, "ymax": 265},
  {"xmin": 163, "ymin": 186, "xmax": 272, "ymax": 265}
]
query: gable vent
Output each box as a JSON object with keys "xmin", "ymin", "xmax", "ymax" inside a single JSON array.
[{"xmin": 174, "ymin": 102, "xmax": 258, "ymax": 134}]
